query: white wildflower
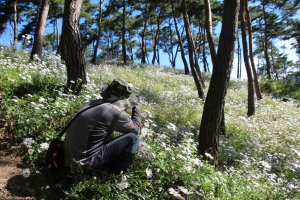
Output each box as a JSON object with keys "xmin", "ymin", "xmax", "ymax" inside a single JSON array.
[
  {"xmin": 178, "ymin": 186, "xmax": 194, "ymax": 195},
  {"xmin": 23, "ymin": 138, "xmax": 34, "ymax": 148},
  {"xmin": 141, "ymin": 127, "xmax": 153, "ymax": 138},
  {"xmin": 168, "ymin": 188, "xmax": 185, "ymax": 200},
  {"xmin": 39, "ymin": 142, "xmax": 49, "ymax": 150},
  {"xmin": 192, "ymin": 158, "xmax": 203, "ymax": 167},
  {"xmin": 116, "ymin": 182, "xmax": 130, "ymax": 190},
  {"xmin": 121, "ymin": 175, "xmax": 127, "ymax": 181},
  {"xmin": 259, "ymin": 161, "xmax": 272, "ymax": 171},
  {"xmin": 146, "ymin": 168, "xmax": 153, "ymax": 179},
  {"xmin": 205, "ymin": 153, "xmax": 214, "ymax": 160},
  {"xmin": 22, "ymin": 168, "xmax": 31, "ymax": 178},
  {"xmin": 39, "ymin": 97, "xmax": 46, "ymax": 103},
  {"xmin": 28, "ymin": 149, "xmax": 34, "ymax": 155},
  {"xmin": 166, "ymin": 122, "xmax": 177, "ymax": 131}
]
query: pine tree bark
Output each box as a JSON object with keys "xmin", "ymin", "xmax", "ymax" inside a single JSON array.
[
  {"xmin": 92, "ymin": 0, "xmax": 103, "ymax": 64},
  {"xmin": 152, "ymin": 9, "xmax": 162, "ymax": 65},
  {"xmin": 182, "ymin": 0, "xmax": 204, "ymax": 99},
  {"xmin": 240, "ymin": 0, "xmax": 255, "ymax": 116},
  {"xmin": 262, "ymin": 3, "xmax": 272, "ymax": 79},
  {"xmin": 141, "ymin": 7, "xmax": 148, "ymax": 64},
  {"xmin": 237, "ymin": 31, "xmax": 241, "ymax": 79},
  {"xmin": 13, "ymin": 0, "xmax": 18, "ymax": 51},
  {"xmin": 245, "ymin": 0, "xmax": 263, "ymax": 100},
  {"xmin": 202, "ymin": 28, "xmax": 208, "ymax": 73},
  {"xmin": 198, "ymin": 0, "xmax": 240, "ymax": 163},
  {"xmin": 171, "ymin": 0, "xmax": 189, "ymax": 75},
  {"xmin": 122, "ymin": 0, "xmax": 127, "ymax": 64},
  {"xmin": 204, "ymin": 0, "xmax": 217, "ymax": 65},
  {"xmin": 61, "ymin": 0, "xmax": 86, "ymax": 93},
  {"xmin": 31, "ymin": 0, "xmax": 51, "ymax": 60}
]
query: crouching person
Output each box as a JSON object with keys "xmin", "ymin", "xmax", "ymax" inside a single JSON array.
[{"xmin": 64, "ymin": 79, "xmax": 141, "ymax": 174}]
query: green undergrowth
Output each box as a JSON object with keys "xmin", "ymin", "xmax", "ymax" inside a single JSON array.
[
  {"xmin": 260, "ymin": 79, "xmax": 300, "ymax": 102},
  {"xmin": 0, "ymin": 50, "xmax": 299, "ymax": 199}
]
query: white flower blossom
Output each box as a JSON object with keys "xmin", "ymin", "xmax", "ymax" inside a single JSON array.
[
  {"xmin": 22, "ymin": 168, "xmax": 31, "ymax": 178},
  {"xmin": 146, "ymin": 168, "xmax": 153, "ymax": 179},
  {"xmin": 168, "ymin": 188, "xmax": 185, "ymax": 200},
  {"xmin": 39, "ymin": 142, "xmax": 49, "ymax": 150},
  {"xmin": 205, "ymin": 153, "xmax": 214, "ymax": 160},
  {"xmin": 23, "ymin": 138, "xmax": 34, "ymax": 148},
  {"xmin": 116, "ymin": 182, "xmax": 130, "ymax": 190},
  {"xmin": 178, "ymin": 186, "xmax": 193, "ymax": 195},
  {"xmin": 166, "ymin": 123, "xmax": 177, "ymax": 131}
]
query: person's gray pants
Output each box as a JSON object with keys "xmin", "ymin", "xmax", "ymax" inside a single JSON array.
[{"xmin": 87, "ymin": 133, "xmax": 139, "ymax": 173}]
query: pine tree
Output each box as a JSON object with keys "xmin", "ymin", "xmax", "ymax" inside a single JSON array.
[
  {"xmin": 61, "ymin": 0, "xmax": 86, "ymax": 93},
  {"xmin": 198, "ymin": 0, "xmax": 240, "ymax": 163},
  {"xmin": 30, "ymin": 0, "xmax": 51, "ymax": 59}
]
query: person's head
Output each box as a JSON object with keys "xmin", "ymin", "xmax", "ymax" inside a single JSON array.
[{"xmin": 101, "ymin": 79, "xmax": 132, "ymax": 103}]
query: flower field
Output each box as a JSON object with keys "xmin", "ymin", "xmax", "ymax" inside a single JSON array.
[{"xmin": 0, "ymin": 50, "xmax": 299, "ymax": 199}]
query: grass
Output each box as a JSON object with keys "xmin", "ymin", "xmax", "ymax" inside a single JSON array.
[{"xmin": 0, "ymin": 50, "xmax": 299, "ymax": 199}]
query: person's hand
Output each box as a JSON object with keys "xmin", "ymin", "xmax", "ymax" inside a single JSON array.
[{"xmin": 129, "ymin": 94, "xmax": 139, "ymax": 107}]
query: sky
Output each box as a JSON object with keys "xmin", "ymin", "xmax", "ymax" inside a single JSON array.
[{"xmin": 0, "ymin": 1, "xmax": 299, "ymax": 80}]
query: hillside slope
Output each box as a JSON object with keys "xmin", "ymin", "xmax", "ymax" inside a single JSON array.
[{"xmin": 0, "ymin": 50, "xmax": 299, "ymax": 199}]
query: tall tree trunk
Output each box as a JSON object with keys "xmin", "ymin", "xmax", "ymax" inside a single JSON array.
[
  {"xmin": 152, "ymin": 9, "xmax": 162, "ymax": 65},
  {"xmin": 141, "ymin": 14, "xmax": 147, "ymax": 64},
  {"xmin": 204, "ymin": 0, "xmax": 217, "ymax": 65},
  {"xmin": 13, "ymin": 0, "xmax": 18, "ymax": 51},
  {"xmin": 53, "ymin": 19, "xmax": 56, "ymax": 51},
  {"xmin": 61, "ymin": 0, "xmax": 86, "ymax": 93},
  {"xmin": 202, "ymin": 28, "xmax": 208, "ymax": 73},
  {"xmin": 240, "ymin": 0, "xmax": 255, "ymax": 116},
  {"xmin": 182, "ymin": 0, "xmax": 205, "ymax": 99},
  {"xmin": 128, "ymin": 31, "xmax": 134, "ymax": 61},
  {"xmin": 262, "ymin": 3, "xmax": 272, "ymax": 79},
  {"xmin": 122, "ymin": 0, "xmax": 127, "ymax": 64},
  {"xmin": 245, "ymin": 0, "xmax": 263, "ymax": 99},
  {"xmin": 31, "ymin": 0, "xmax": 51, "ymax": 60},
  {"xmin": 198, "ymin": 0, "xmax": 240, "ymax": 163},
  {"xmin": 204, "ymin": 0, "xmax": 226, "ymax": 130},
  {"xmin": 55, "ymin": 17, "xmax": 59, "ymax": 51},
  {"xmin": 92, "ymin": 0, "xmax": 103, "ymax": 64},
  {"xmin": 237, "ymin": 31, "xmax": 241, "ymax": 79},
  {"xmin": 171, "ymin": 0, "xmax": 189, "ymax": 75}
]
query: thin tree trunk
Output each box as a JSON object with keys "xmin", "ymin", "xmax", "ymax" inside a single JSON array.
[
  {"xmin": 182, "ymin": 0, "xmax": 205, "ymax": 99},
  {"xmin": 128, "ymin": 31, "xmax": 134, "ymax": 61},
  {"xmin": 204, "ymin": 0, "xmax": 217, "ymax": 65},
  {"xmin": 55, "ymin": 17, "xmax": 59, "ymax": 50},
  {"xmin": 240, "ymin": 0, "xmax": 255, "ymax": 116},
  {"xmin": 92, "ymin": 0, "xmax": 103, "ymax": 64},
  {"xmin": 198, "ymin": 0, "xmax": 240, "ymax": 163},
  {"xmin": 53, "ymin": 19, "xmax": 56, "ymax": 51},
  {"xmin": 262, "ymin": 3, "xmax": 272, "ymax": 79},
  {"xmin": 61, "ymin": 0, "xmax": 86, "ymax": 93},
  {"xmin": 13, "ymin": 0, "xmax": 18, "ymax": 51},
  {"xmin": 245, "ymin": 0, "xmax": 263, "ymax": 99},
  {"xmin": 202, "ymin": 28, "xmax": 208, "ymax": 73},
  {"xmin": 237, "ymin": 31, "xmax": 241, "ymax": 79},
  {"xmin": 122, "ymin": 0, "xmax": 127, "ymax": 64},
  {"xmin": 141, "ymin": 15, "xmax": 147, "ymax": 64},
  {"xmin": 171, "ymin": 0, "xmax": 189, "ymax": 75},
  {"xmin": 9, "ymin": 18, "xmax": 13, "ymax": 47},
  {"xmin": 31, "ymin": 0, "xmax": 51, "ymax": 60},
  {"xmin": 152, "ymin": 9, "xmax": 162, "ymax": 65}
]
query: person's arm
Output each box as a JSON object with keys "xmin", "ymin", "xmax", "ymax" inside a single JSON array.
[{"xmin": 113, "ymin": 106, "xmax": 141, "ymax": 134}]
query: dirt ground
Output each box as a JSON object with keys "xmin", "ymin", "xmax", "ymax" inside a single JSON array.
[{"xmin": 0, "ymin": 143, "xmax": 34, "ymax": 200}]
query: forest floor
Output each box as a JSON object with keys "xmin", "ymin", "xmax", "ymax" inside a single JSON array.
[{"xmin": 0, "ymin": 138, "xmax": 34, "ymax": 200}]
